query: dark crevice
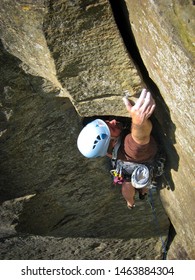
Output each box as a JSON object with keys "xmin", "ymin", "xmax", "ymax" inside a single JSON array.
[
  {"xmin": 83, "ymin": 115, "xmax": 131, "ymax": 129},
  {"xmin": 109, "ymin": 0, "xmax": 179, "ymax": 185},
  {"xmin": 108, "ymin": 0, "xmax": 173, "ymax": 119},
  {"xmin": 165, "ymin": 222, "xmax": 177, "ymax": 256},
  {"xmin": 109, "ymin": 0, "xmax": 151, "ymax": 88},
  {"xmin": 109, "ymin": 0, "xmax": 178, "ymax": 259},
  {"xmin": 108, "ymin": 0, "xmax": 171, "ymax": 139}
]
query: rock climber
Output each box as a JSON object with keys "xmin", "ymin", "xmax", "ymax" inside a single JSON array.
[{"xmin": 77, "ymin": 88, "xmax": 158, "ymax": 209}]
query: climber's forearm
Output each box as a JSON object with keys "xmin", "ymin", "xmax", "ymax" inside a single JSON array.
[
  {"xmin": 122, "ymin": 89, "xmax": 155, "ymax": 144},
  {"xmin": 131, "ymin": 118, "xmax": 152, "ymax": 145}
]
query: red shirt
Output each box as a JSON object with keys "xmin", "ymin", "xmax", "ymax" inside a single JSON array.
[{"xmin": 117, "ymin": 134, "xmax": 158, "ymax": 163}]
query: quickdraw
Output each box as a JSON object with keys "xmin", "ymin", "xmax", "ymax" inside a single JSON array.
[{"xmin": 110, "ymin": 167, "xmax": 123, "ymax": 184}]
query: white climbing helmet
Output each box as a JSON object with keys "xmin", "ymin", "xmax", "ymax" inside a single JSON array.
[
  {"xmin": 77, "ymin": 119, "xmax": 111, "ymax": 158},
  {"xmin": 131, "ymin": 165, "xmax": 151, "ymax": 189}
]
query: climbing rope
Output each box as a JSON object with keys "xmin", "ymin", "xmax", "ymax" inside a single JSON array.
[{"xmin": 147, "ymin": 189, "xmax": 168, "ymax": 260}]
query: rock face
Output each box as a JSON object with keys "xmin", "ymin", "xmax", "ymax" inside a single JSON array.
[
  {"xmin": 0, "ymin": 0, "xmax": 194, "ymax": 260},
  {"xmin": 43, "ymin": 0, "xmax": 143, "ymax": 116},
  {"xmin": 0, "ymin": 43, "xmax": 168, "ymax": 260},
  {"xmin": 0, "ymin": 0, "xmax": 61, "ymax": 89},
  {"xmin": 124, "ymin": 0, "xmax": 195, "ymax": 259}
]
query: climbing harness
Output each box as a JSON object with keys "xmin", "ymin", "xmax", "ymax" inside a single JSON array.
[
  {"xmin": 110, "ymin": 136, "xmax": 166, "ymax": 188},
  {"xmin": 147, "ymin": 189, "xmax": 168, "ymax": 259}
]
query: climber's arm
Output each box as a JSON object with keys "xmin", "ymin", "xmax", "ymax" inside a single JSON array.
[{"xmin": 123, "ymin": 89, "xmax": 156, "ymax": 145}]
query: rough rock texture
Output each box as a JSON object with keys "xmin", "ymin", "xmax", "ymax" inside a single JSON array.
[
  {"xmin": 43, "ymin": 0, "xmax": 143, "ymax": 116},
  {"xmin": 124, "ymin": 0, "xmax": 195, "ymax": 259},
  {"xmin": 0, "ymin": 0, "xmax": 61, "ymax": 90},
  {"xmin": 0, "ymin": 45, "xmax": 168, "ymax": 259},
  {"xmin": 0, "ymin": 0, "xmax": 194, "ymax": 260},
  {"xmin": 0, "ymin": 234, "xmax": 162, "ymax": 260},
  {"xmin": 0, "ymin": 0, "xmax": 169, "ymax": 260}
]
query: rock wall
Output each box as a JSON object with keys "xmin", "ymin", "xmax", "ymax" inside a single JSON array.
[
  {"xmin": 43, "ymin": 0, "xmax": 144, "ymax": 116},
  {"xmin": 124, "ymin": 0, "xmax": 195, "ymax": 259},
  {"xmin": 0, "ymin": 0, "xmax": 194, "ymax": 260},
  {"xmin": 0, "ymin": 0, "xmax": 61, "ymax": 90},
  {"xmin": 0, "ymin": 41, "xmax": 168, "ymax": 260}
]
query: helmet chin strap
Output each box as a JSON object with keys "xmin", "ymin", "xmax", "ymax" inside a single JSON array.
[
  {"xmin": 107, "ymin": 136, "xmax": 121, "ymax": 157},
  {"xmin": 110, "ymin": 136, "xmax": 119, "ymax": 141},
  {"xmin": 109, "ymin": 136, "xmax": 120, "ymax": 148}
]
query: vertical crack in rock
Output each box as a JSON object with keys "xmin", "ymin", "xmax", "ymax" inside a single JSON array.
[
  {"xmin": 109, "ymin": 0, "xmax": 195, "ymax": 260},
  {"xmin": 109, "ymin": 0, "xmax": 178, "ymax": 256}
]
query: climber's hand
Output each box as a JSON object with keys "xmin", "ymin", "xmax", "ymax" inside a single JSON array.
[{"xmin": 123, "ymin": 89, "xmax": 156, "ymax": 126}]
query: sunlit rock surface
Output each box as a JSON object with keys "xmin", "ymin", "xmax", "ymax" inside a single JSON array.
[
  {"xmin": 0, "ymin": 0, "xmax": 194, "ymax": 259},
  {"xmin": 124, "ymin": 0, "xmax": 195, "ymax": 259}
]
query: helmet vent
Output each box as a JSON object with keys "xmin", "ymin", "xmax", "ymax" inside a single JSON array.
[
  {"xmin": 101, "ymin": 134, "xmax": 107, "ymax": 139},
  {"xmin": 92, "ymin": 134, "xmax": 108, "ymax": 150}
]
